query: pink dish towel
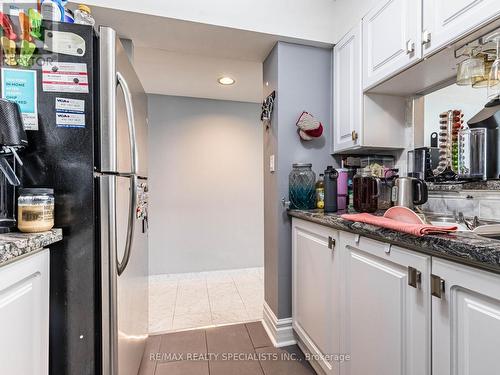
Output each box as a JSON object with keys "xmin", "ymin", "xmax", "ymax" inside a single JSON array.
[{"xmin": 341, "ymin": 213, "xmax": 458, "ymax": 237}]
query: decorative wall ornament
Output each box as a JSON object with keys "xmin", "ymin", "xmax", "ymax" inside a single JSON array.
[
  {"xmin": 261, "ymin": 91, "xmax": 275, "ymax": 128},
  {"xmin": 296, "ymin": 111, "xmax": 323, "ymax": 141}
]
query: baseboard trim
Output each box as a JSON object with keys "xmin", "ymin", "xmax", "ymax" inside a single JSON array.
[
  {"xmin": 262, "ymin": 301, "xmax": 296, "ymax": 348},
  {"xmin": 296, "ymin": 338, "xmax": 327, "ymax": 375}
]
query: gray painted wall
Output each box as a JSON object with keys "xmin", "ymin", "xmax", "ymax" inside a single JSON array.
[
  {"xmin": 264, "ymin": 42, "xmax": 335, "ymax": 319},
  {"xmin": 148, "ymin": 95, "xmax": 264, "ymax": 275}
]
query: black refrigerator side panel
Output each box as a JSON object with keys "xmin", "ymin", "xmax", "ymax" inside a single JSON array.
[{"xmin": 0, "ymin": 21, "xmax": 99, "ymax": 375}]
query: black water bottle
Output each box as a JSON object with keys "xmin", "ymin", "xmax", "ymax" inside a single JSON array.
[{"xmin": 324, "ymin": 166, "xmax": 338, "ymax": 213}]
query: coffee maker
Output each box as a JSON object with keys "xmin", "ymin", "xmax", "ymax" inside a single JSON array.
[
  {"xmin": 461, "ymin": 98, "xmax": 500, "ymax": 180},
  {"xmin": 0, "ymin": 99, "xmax": 28, "ymax": 232},
  {"xmin": 407, "ymin": 147, "xmax": 440, "ymax": 181}
]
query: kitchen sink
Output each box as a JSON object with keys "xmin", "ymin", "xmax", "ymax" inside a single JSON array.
[{"xmin": 422, "ymin": 213, "xmax": 500, "ymax": 239}]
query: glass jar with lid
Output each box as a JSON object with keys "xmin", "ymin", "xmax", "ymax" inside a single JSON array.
[
  {"xmin": 18, "ymin": 188, "xmax": 55, "ymax": 233},
  {"xmin": 289, "ymin": 163, "xmax": 316, "ymax": 210}
]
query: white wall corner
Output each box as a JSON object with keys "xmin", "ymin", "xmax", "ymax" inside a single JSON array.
[{"xmin": 262, "ymin": 301, "xmax": 296, "ymax": 348}]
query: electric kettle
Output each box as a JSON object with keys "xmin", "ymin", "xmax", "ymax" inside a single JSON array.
[{"xmin": 391, "ymin": 177, "xmax": 428, "ymax": 209}]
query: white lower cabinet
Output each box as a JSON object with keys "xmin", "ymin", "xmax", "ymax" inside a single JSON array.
[
  {"xmin": 293, "ymin": 219, "xmax": 500, "ymax": 375},
  {"xmin": 432, "ymin": 258, "xmax": 500, "ymax": 375},
  {"xmin": 0, "ymin": 250, "xmax": 50, "ymax": 375},
  {"xmin": 340, "ymin": 232, "xmax": 431, "ymax": 375},
  {"xmin": 292, "ymin": 219, "xmax": 341, "ymax": 374}
]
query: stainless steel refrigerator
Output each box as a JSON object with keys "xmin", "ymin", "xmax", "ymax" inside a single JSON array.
[
  {"xmin": 3, "ymin": 21, "xmax": 149, "ymax": 375},
  {"xmin": 99, "ymin": 27, "xmax": 149, "ymax": 375}
]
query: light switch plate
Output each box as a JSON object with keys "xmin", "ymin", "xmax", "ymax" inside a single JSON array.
[{"xmin": 270, "ymin": 155, "xmax": 275, "ymax": 173}]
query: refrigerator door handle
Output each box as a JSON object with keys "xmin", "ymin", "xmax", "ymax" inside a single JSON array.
[
  {"xmin": 116, "ymin": 71, "xmax": 138, "ymax": 175},
  {"xmin": 117, "ymin": 176, "xmax": 137, "ymax": 276}
]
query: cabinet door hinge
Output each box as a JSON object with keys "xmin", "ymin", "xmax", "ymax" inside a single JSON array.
[
  {"xmin": 328, "ymin": 236, "xmax": 336, "ymax": 250},
  {"xmin": 408, "ymin": 266, "xmax": 422, "ymax": 288},
  {"xmin": 431, "ymin": 274, "xmax": 445, "ymax": 298}
]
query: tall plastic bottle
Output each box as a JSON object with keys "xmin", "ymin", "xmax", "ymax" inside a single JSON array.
[{"xmin": 324, "ymin": 166, "xmax": 339, "ymax": 213}]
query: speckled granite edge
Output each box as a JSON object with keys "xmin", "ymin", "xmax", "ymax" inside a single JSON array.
[
  {"xmin": 428, "ymin": 181, "xmax": 500, "ymax": 192},
  {"xmin": 0, "ymin": 229, "xmax": 63, "ymax": 267},
  {"xmin": 289, "ymin": 210, "xmax": 500, "ymax": 274}
]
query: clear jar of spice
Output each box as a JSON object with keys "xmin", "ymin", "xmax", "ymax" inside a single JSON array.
[{"xmin": 18, "ymin": 188, "xmax": 55, "ymax": 233}]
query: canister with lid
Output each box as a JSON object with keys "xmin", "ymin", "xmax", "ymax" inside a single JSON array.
[{"xmin": 18, "ymin": 188, "xmax": 55, "ymax": 233}]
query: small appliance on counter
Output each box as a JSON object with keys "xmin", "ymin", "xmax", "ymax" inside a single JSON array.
[
  {"xmin": 460, "ymin": 98, "xmax": 500, "ymax": 180},
  {"xmin": 407, "ymin": 147, "xmax": 440, "ymax": 181},
  {"xmin": 391, "ymin": 177, "xmax": 428, "ymax": 209},
  {"xmin": 0, "ymin": 99, "xmax": 28, "ymax": 232}
]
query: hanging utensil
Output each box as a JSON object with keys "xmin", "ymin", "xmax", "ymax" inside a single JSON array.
[{"xmin": 0, "ymin": 157, "xmax": 20, "ymax": 186}]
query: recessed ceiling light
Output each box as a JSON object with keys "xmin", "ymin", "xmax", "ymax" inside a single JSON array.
[{"xmin": 218, "ymin": 76, "xmax": 235, "ymax": 85}]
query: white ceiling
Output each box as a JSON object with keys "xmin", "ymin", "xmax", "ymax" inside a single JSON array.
[
  {"xmin": 134, "ymin": 48, "xmax": 263, "ymax": 103},
  {"xmin": 83, "ymin": 5, "xmax": 332, "ymax": 102},
  {"xmin": 77, "ymin": 0, "xmax": 338, "ymax": 44}
]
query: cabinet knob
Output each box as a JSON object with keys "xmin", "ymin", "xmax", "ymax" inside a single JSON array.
[
  {"xmin": 422, "ymin": 30, "xmax": 431, "ymax": 45},
  {"xmin": 431, "ymin": 274, "xmax": 445, "ymax": 298},
  {"xmin": 328, "ymin": 236, "xmax": 336, "ymax": 250},
  {"xmin": 406, "ymin": 39, "xmax": 415, "ymax": 54},
  {"xmin": 351, "ymin": 130, "xmax": 358, "ymax": 142}
]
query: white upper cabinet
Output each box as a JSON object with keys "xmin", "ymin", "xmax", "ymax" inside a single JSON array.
[
  {"xmin": 423, "ymin": 0, "xmax": 500, "ymax": 57},
  {"xmin": 432, "ymin": 258, "xmax": 500, "ymax": 375},
  {"xmin": 362, "ymin": 0, "xmax": 422, "ymax": 90},
  {"xmin": 333, "ymin": 23, "xmax": 363, "ymax": 153}
]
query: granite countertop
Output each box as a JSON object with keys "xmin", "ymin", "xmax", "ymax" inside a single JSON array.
[
  {"xmin": 0, "ymin": 229, "xmax": 63, "ymax": 268},
  {"xmin": 427, "ymin": 180, "xmax": 500, "ymax": 192},
  {"xmin": 289, "ymin": 210, "xmax": 500, "ymax": 274}
]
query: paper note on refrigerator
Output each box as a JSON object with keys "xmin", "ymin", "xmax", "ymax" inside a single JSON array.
[
  {"xmin": 42, "ymin": 62, "xmax": 89, "ymax": 93},
  {"xmin": 1, "ymin": 68, "xmax": 39, "ymax": 130}
]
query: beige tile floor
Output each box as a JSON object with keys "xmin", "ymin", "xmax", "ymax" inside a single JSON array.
[{"xmin": 149, "ymin": 267, "xmax": 264, "ymax": 334}]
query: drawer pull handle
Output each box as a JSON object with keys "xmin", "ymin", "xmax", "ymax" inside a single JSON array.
[
  {"xmin": 328, "ymin": 236, "xmax": 336, "ymax": 250},
  {"xmin": 406, "ymin": 39, "xmax": 415, "ymax": 54},
  {"xmin": 408, "ymin": 266, "xmax": 422, "ymax": 288},
  {"xmin": 422, "ymin": 30, "xmax": 431, "ymax": 45},
  {"xmin": 431, "ymin": 274, "xmax": 445, "ymax": 298}
]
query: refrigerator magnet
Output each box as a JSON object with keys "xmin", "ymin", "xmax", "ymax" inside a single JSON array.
[
  {"xmin": 55, "ymin": 97, "xmax": 85, "ymax": 128},
  {"xmin": 44, "ymin": 30, "xmax": 86, "ymax": 57},
  {"xmin": 1, "ymin": 68, "xmax": 39, "ymax": 131},
  {"xmin": 56, "ymin": 112, "xmax": 85, "ymax": 128},
  {"xmin": 42, "ymin": 61, "xmax": 89, "ymax": 93}
]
